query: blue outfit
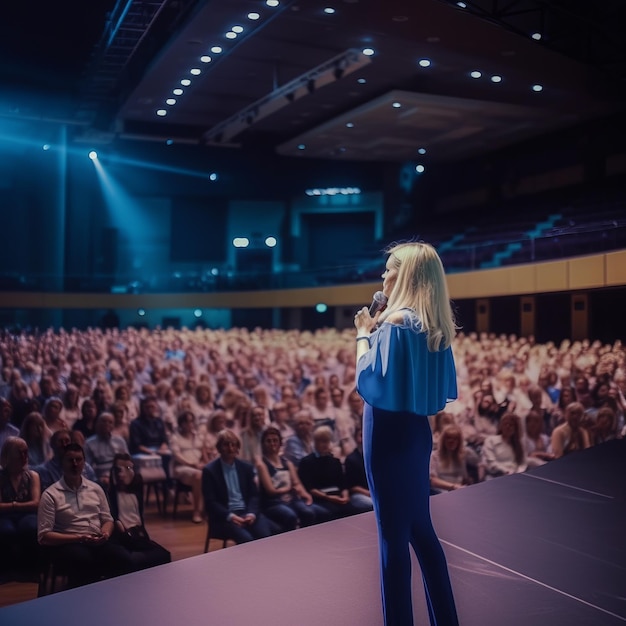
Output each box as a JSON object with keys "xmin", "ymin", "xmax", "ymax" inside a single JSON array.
[{"xmin": 357, "ymin": 312, "xmax": 459, "ymax": 626}]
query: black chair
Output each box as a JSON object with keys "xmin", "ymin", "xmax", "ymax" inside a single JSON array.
[
  {"xmin": 203, "ymin": 518, "xmax": 229, "ymax": 553},
  {"xmin": 171, "ymin": 480, "xmax": 193, "ymax": 519},
  {"xmin": 37, "ymin": 547, "xmax": 68, "ymax": 596}
]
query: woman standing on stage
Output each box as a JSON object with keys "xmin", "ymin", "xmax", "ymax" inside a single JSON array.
[{"xmin": 354, "ymin": 242, "xmax": 459, "ymax": 626}]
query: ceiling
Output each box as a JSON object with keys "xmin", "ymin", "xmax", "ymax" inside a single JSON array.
[{"xmin": 2, "ymin": 0, "xmax": 626, "ymax": 163}]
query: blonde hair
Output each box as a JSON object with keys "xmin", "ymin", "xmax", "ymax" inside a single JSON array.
[{"xmin": 379, "ymin": 241, "xmax": 456, "ymax": 351}]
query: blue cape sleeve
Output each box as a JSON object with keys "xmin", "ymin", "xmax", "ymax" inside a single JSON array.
[{"xmin": 356, "ymin": 321, "xmax": 457, "ymax": 415}]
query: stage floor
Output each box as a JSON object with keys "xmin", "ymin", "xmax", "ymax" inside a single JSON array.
[{"xmin": 2, "ymin": 440, "xmax": 625, "ymax": 626}]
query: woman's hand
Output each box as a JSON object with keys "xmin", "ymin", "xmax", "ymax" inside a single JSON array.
[{"xmin": 354, "ymin": 307, "xmax": 375, "ymax": 336}]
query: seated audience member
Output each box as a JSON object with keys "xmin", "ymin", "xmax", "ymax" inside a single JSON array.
[
  {"xmin": 283, "ymin": 409, "xmax": 314, "ymax": 468},
  {"xmin": 61, "ymin": 384, "xmax": 81, "ymax": 429},
  {"xmin": 19, "ymin": 412, "xmax": 51, "ymax": 466},
  {"xmin": 256, "ymin": 427, "xmax": 324, "ymax": 531},
  {"xmin": 574, "ymin": 376, "xmax": 592, "ymax": 409},
  {"xmin": 430, "ymin": 425, "xmax": 470, "ymax": 492},
  {"xmin": 0, "ymin": 398, "xmax": 19, "ymax": 451},
  {"xmin": 192, "ymin": 382, "xmax": 215, "ymax": 426},
  {"xmin": 111, "ymin": 400, "xmax": 130, "ymax": 442},
  {"xmin": 204, "ymin": 410, "xmax": 227, "ymax": 461},
  {"xmin": 8, "ymin": 379, "xmax": 37, "ymax": 430},
  {"xmin": 590, "ymin": 406, "xmax": 618, "ymax": 445},
  {"xmin": 107, "ymin": 453, "xmax": 171, "ymax": 570},
  {"xmin": 85, "ymin": 412, "xmax": 129, "ymax": 486},
  {"xmin": 431, "ymin": 411, "xmax": 456, "ymax": 451},
  {"xmin": 481, "ymin": 413, "xmax": 528, "ymax": 479},
  {"xmin": 526, "ymin": 385, "xmax": 556, "ymax": 436},
  {"xmin": 201, "ymin": 430, "xmax": 272, "ymax": 543},
  {"xmin": 0, "ymin": 437, "xmax": 41, "ymax": 575},
  {"xmin": 523, "ymin": 409, "xmax": 554, "ymax": 468},
  {"xmin": 269, "ymin": 401, "xmax": 294, "ymax": 440},
  {"xmin": 344, "ymin": 427, "xmax": 373, "ymax": 512},
  {"xmin": 72, "ymin": 398, "xmax": 98, "ymax": 440},
  {"xmin": 297, "ymin": 426, "xmax": 356, "ymax": 520},
  {"xmin": 240, "ymin": 405, "xmax": 267, "ymax": 463},
  {"xmin": 170, "ymin": 410, "xmax": 208, "ymax": 523},
  {"xmin": 34, "ymin": 429, "xmax": 97, "ymax": 491},
  {"xmin": 129, "ymin": 395, "xmax": 171, "ymax": 481},
  {"xmin": 42, "ymin": 397, "xmax": 68, "ymax": 434},
  {"xmin": 37, "ymin": 443, "xmax": 131, "ymax": 588},
  {"xmin": 551, "ymin": 402, "xmax": 591, "ymax": 459}
]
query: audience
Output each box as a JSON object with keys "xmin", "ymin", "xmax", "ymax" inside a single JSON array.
[
  {"xmin": 85, "ymin": 412, "xmax": 130, "ymax": 486},
  {"xmin": 0, "ymin": 324, "xmax": 622, "ymax": 592}
]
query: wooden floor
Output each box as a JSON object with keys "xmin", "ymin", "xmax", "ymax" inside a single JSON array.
[{"xmin": 0, "ymin": 496, "xmax": 222, "ymax": 609}]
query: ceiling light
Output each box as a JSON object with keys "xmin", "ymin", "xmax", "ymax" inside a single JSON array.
[
  {"xmin": 297, "ymin": 144, "xmax": 306, "ymax": 150},
  {"xmin": 181, "ymin": 79, "xmax": 191, "ymax": 86},
  {"xmin": 532, "ymin": 84, "xmax": 543, "ymax": 92},
  {"xmin": 457, "ymin": 2, "xmax": 467, "ymax": 7},
  {"xmin": 173, "ymin": 88, "xmax": 183, "ymax": 95},
  {"xmin": 166, "ymin": 139, "xmax": 174, "ymax": 145},
  {"xmin": 490, "ymin": 75, "xmax": 502, "ymax": 83},
  {"xmin": 211, "ymin": 46, "xmax": 223, "ymax": 53},
  {"xmin": 226, "ymin": 31, "xmax": 237, "ymax": 39},
  {"xmin": 200, "ymin": 55, "xmax": 212, "ymax": 63},
  {"xmin": 190, "ymin": 68, "xmax": 201, "ymax": 75},
  {"xmin": 415, "ymin": 164, "xmax": 425, "ymax": 173},
  {"xmin": 392, "ymin": 102, "xmax": 402, "ymax": 108},
  {"xmin": 418, "ymin": 59, "xmax": 431, "ymax": 67},
  {"xmin": 88, "ymin": 151, "xmax": 98, "ymax": 160},
  {"xmin": 232, "ymin": 25, "xmax": 244, "ymax": 33},
  {"xmin": 194, "ymin": 309, "xmax": 203, "ymax": 318},
  {"xmin": 156, "ymin": 109, "xmax": 167, "ymax": 116},
  {"xmin": 418, "ymin": 147, "xmax": 426, "ymax": 155},
  {"xmin": 265, "ymin": 236, "xmax": 277, "ymax": 248},
  {"xmin": 42, "ymin": 144, "xmax": 50, "ymax": 151},
  {"xmin": 324, "ymin": 7, "xmax": 335, "ymax": 13},
  {"xmin": 362, "ymin": 48, "xmax": 375, "ymax": 56},
  {"xmin": 138, "ymin": 309, "xmax": 146, "ymax": 317},
  {"xmin": 247, "ymin": 12, "xmax": 260, "ymax": 20},
  {"xmin": 470, "ymin": 70, "xmax": 482, "ymax": 79},
  {"xmin": 531, "ymin": 32, "xmax": 542, "ymax": 41},
  {"xmin": 346, "ymin": 122, "xmax": 354, "ymax": 128},
  {"xmin": 266, "ymin": 0, "xmax": 279, "ymax": 6},
  {"xmin": 166, "ymin": 98, "xmax": 176, "ymax": 105},
  {"xmin": 209, "ymin": 172, "xmax": 218, "ymax": 181}
]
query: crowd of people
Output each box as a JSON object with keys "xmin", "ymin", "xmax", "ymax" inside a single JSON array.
[{"xmin": 0, "ymin": 325, "xmax": 624, "ymax": 586}]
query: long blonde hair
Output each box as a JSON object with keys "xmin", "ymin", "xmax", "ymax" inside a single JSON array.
[{"xmin": 379, "ymin": 242, "xmax": 456, "ymax": 351}]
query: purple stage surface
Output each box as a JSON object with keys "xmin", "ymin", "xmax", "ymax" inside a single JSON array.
[{"xmin": 2, "ymin": 440, "xmax": 625, "ymax": 626}]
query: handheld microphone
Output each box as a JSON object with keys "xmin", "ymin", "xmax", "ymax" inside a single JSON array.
[{"xmin": 368, "ymin": 291, "xmax": 388, "ymax": 316}]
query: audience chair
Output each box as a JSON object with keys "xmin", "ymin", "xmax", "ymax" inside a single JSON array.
[
  {"xmin": 203, "ymin": 519, "xmax": 230, "ymax": 553},
  {"xmin": 171, "ymin": 479, "xmax": 193, "ymax": 519}
]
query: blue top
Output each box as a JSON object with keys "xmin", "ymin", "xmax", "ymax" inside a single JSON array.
[{"xmin": 356, "ymin": 311, "xmax": 457, "ymax": 416}]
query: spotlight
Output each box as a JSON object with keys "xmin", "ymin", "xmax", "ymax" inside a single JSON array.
[
  {"xmin": 457, "ymin": 2, "xmax": 467, "ymax": 7},
  {"xmin": 346, "ymin": 122, "xmax": 354, "ymax": 128},
  {"xmin": 490, "ymin": 75, "xmax": 502, "ymax": 83},
  {"xmin": 156, "ymin": 109, "xmax": 167, "ymax": 116},
  {"xmin": 211, "ymin": 46, "xmax": 223, "ymax": 54},
  {"xmin": 193, "ymin": 309, "xmax": 203, "ymax": 318},
  {"xmin": 173, "ymin": 88, "xmax": 183, "ymax": 95},
  {"xmin": 362, "ymin": 48, "xmax": 375, "ymax": 56},
  {"xmin": 226, "ymin": 31, "xmax": 237, "ymax": 39},
  {"xmin": 166, "ymin": 98, "xmax": 176, "ymax": 105},
  {"xmin": 181, "ymin": 79, "xmax": 191, "ymax": 86},
  {"xmin": 324, "ymin": 7, "xmax": 335, "ymax": 14},
  {"xmin": 357, "ymin": 78, "xmax": 367, "ymax": 84},
  {"xmin": 392, "ymin": 102, "xmax": 402, "ymax": 108},
  {"xmin": 415, "ymin": 164, "xmax": 425, "ymax": 173},
  {"xmin": 470, "ymin": 70, "xmax": 482, "ymax": 79},
  {"xmin": 209, "ymin": 172, "xmax": 218, "ymax": 181},
  {"xmin": 88, "ymin": 151, "xmax": 98, "ymax": 160},
  {"xmin": 166, "ymin": 139, "xmax": 174, "ymax": 146},
  {"xmin": 266, "ymin": 0, "xmax": 279, "ymax": 6},
  {"xmin": 42, "ymin": 144, "xmax": 51, "ymax": 151},
  {"xmin": 531, "ymin": 32, "xmax": 542, "ymax": 41},
  {"xmin": 316, "ymin": 303, "xmax": 328, "ymax": 313},
  {"xmin": 247, "ymin": 12, "xmax": 260, "ymax": 20},
  {"xmin": 200, "ymin": 55, "xmax": 212, "ymax": 63},
  {"xmin": 297, "ymin": 144, "xmax": 306, "ymax": 150},
  {"xmin": 190, "ymin": 68, "xmax": 201, "ymax": 75},
  {"xmin": 418, "ymin": 147, "xmax": 426, "ymax": 155},
  {"xmin": 418, "ymin": 59, "xmax": 431, "ymax": 67},
  {"xmin": 532, "ymin": 84, "xmax": 543, "ymax": 92},
  {"xmin": 233, "ymin": 237, "xmax": 250, "ymax": 248},
  {"xmin": 265, "ymin": 236, "xmax": 277, "ymax": 248},
  {"xmin": 137, "ymin": 308, "xmax": 146, "ymax": 317},
  {"xmin": 232, "ymin": 25, "xmax": 244, "ymax": 33}
]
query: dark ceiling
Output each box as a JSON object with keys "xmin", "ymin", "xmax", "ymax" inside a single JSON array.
[{"xmin": 2, "ymin": 0, "xmax": 625, "ymax": 163}]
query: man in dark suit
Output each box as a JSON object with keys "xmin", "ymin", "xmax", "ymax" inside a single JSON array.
[{"xmin": 202, "ymin": 429, "xmax": 271, "ymax": 543}]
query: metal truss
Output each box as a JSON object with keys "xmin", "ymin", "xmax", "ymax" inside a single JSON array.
[{"xmin": 74, "ymin": 0, "xmax": 200, "ymax": 134}]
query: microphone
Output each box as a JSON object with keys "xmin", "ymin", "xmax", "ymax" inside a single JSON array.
[{"xmin": 368, "ymin": 291, "xmax": 388, "ymax": 316}]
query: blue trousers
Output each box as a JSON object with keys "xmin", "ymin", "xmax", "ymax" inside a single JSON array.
[{"xmin": 363, "ymin": 404, "xmax": 459, "ymax": 626}]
